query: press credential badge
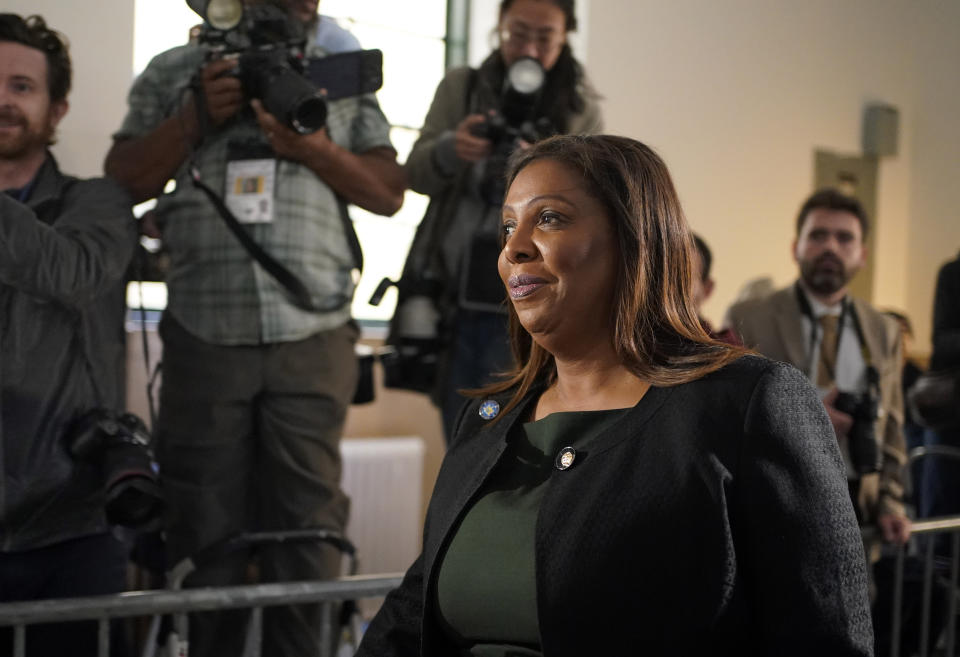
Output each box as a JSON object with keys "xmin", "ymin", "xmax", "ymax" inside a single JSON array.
[{"xmin": 225, "ymin": 158, "xmax": 276, "ymax": 223}]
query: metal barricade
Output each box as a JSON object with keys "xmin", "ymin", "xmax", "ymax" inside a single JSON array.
[
  {"xmin": 155, "ymin": 528, "xmax": 363, "ymax": 657},
  {"xmin": 888, "ymin": 516, "xmax": 960, "ymax": 657},
  {"xmin": 0, "ymin": 573, "xmax": 402, "ymax": 657}
]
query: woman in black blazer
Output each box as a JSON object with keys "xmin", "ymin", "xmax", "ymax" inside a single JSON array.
[{"xmin": 357, "ymin": 135, "xmax": 873, "ymax": 656}]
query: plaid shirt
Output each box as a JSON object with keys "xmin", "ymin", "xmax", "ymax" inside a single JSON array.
[{"xmin": 116, "ymin": 40, "xmax": 393, "ymax": 345}]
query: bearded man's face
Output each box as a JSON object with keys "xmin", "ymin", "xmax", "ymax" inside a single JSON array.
[
  {"xmin": 0, "ymin": 41, "xmax": 67, "ymax": 161},
  {"xmin": 793, "ymin": 208, "xmax": 867, "ymax": 297}
]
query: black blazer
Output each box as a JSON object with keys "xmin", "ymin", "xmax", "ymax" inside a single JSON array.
[{"xmin": 357, "ymin": 356, "xmax": 873, "ymax": 656}]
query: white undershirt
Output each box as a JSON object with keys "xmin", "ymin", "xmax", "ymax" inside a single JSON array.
[
  {"xmin": 798, "ymin": 287, "xmax": 868, "ymax": 396},
  {"xmin": 798, "ymin": 286, "xmax": 868, "ymax": 480}
]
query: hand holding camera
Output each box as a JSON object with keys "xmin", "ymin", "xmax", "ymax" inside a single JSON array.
[
  {"xmin": 199, "ymin": 57, "xmax": 244, "ymax": 126},
  {"xmin": 824, "ymin": 379, "xmax": 882, "ymax": 475},
  {"xmin": 454, "ymin": 114, "xmax": 493, "ymax": 163},
  {"xmin": 823, "ymin": 387, "xmax": 855, "ymax": 438},
  {"xmin": 250, "ymin": 97, "xmax": 332, "ymax": 164}
]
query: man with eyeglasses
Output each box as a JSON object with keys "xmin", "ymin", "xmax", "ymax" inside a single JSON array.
[{"xmin": 393, "ymin": 0, "xmax": 603, "ymax": 442}]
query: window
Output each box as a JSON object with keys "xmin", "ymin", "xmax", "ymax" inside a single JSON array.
[
  {"xmin": 128, "ymin": 0, "xmax": 449, "ymax": 324},
  {"xmin": 319, "ymin": 1, "xmax": 447, "ymax": 322}
]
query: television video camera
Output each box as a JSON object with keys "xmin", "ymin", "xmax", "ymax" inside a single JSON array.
[
  {"xmin": 67, "ymin": 409, "xmax": 163, "ymax": 530},
  {"xmin": 471, "ymin": 56, "xmax": 555, "ymax": 204},
  {"xmin": 186, "ymin": 0, "xmax": 383, "ymax": 134}
]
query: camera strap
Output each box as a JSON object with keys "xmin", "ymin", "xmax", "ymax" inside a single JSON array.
[
  {"xmin": 794, "ymin": 282, "xmax": 876, "ymax": 388},
  {"xmin": 190, "ymin": 168, "xmax": 351, "ymax": 313},
  {"xmin": 185, "ymin": 84, "xmax": 360, "ymax": 314}
]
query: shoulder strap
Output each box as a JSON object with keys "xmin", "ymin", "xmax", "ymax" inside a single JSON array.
[
  {"xmin": 337, "ymin": 197, "xmax": 364, "ymax": 273},
  {"xmin": 466, "ymin": 67, "xmax": 478, "ymax": 110},
  {"xmin": 190, "ymin": 171, "xmax": 349, "ymax": 313}
]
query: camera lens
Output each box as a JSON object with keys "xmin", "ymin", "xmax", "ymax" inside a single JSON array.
[{"xmin": 291, "ymin": 95, "xmax": 328, "ymax": 134}]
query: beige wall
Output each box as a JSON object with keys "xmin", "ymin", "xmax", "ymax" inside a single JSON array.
[
  {"xmin": 906, "ymin": 3, "xmax": 960, "ymax": 352},
  {"xmin": 342, "ymin": 341, "xmax": 445, "ymax": 524},
  {"xmin": 585, "ymin": 0, "xmax": 960, "ymax": 354}
]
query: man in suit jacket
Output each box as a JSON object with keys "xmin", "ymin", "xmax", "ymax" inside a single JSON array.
[{"xmin": 725, "ymin": 189, "xmax": 910, "ymax": 547}]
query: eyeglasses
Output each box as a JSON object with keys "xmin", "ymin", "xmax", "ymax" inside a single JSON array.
[{"xmin": 499, "ymin": 24, "xmax": 565, "ymax": 55}]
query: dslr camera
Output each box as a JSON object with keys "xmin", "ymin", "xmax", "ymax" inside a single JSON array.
[
  {"xmin": 67, "ymin": 409, "xmax": 163, "ymax": 529},
  {"xmin": 187, "ymin": 0, "xmax": 383, "ymax": 134},
  {"xmin": 471, "ymin": 57, "xmax": 555, "ymax": 204},
  {"xmin": 834, "ymin": 366, "xmax": 882, "ymax": 474}
]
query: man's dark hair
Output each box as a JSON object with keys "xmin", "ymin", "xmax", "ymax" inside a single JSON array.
[
  {"xmin": 692, "ymin": 233, "xmax": 712, "ymax": 282},
  {"xmin": 794, "ymin": 188, "xmax": 869, "ymax": 240},
  {"xmin": 0, "ymin": 13, "xmax": 72, "ymax": 103}
]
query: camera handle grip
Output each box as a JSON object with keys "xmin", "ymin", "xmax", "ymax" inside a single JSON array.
[{"xmin": 368, "ymin": 277, "xmax": 397, "ymax": 307}]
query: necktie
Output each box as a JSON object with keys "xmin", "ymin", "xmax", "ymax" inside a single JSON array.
[{"xmin": 817, "ymin": 314, "xmax": 840, "ymax": 388}]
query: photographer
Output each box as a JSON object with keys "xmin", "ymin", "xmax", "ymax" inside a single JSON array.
[
  {"xmin": 0, "ymin": 13, "xmax": 135, "ymax": 656},
  {"xmin": 395, "ymin": 0, "xmax": 602, "ymax": 441},
  {"xmin": 104, "ymin": 1, "xmax": 404, "ymax": 656},
  {"xmin": 725, "ymin": 189, "xmax": 911, "ymax": 552}
]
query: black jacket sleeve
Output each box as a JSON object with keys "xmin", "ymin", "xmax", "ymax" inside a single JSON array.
[
  {"xmin": 931, "ymin": 255, "xmax": 960, "ymax": 371},
  {"xmin": 355, "ymin": 552, "xmax": 425, "ymax": 657},
  {"xmin": 0, "ymin": 178, "xmax": 135, "ymax": 308},
  {"xmin": 739, "ymin": 362, "xmax": 873, "ymax": 655}
]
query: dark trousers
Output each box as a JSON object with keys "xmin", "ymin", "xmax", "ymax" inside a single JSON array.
[
  {"xmin": 440, "ymin": 309, "xmax": 513, "ymax": 442},
  {"xmin": 0, "ymin": 533, "xmax": 128, "ymax": 657},
  {"xmin": 156, "ymin": 314, "xmax": 358, "ymax": 657}
]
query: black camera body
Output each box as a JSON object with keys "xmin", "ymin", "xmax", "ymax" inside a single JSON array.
[
  {"xmin": 835, "ymin": 389, "xmax": 882, "ymax": 475},
  {"xmin": 67, "ymin": 409, "xmax": 163, "ymax": 530},
  {"xmin": 198, "ymin": 4, "xmax": 327, "ymax": 134},
  {"xmin": 195, "ymin": 4, "xmax": 384, "ymax": 135},
  {"xmin": 471, "ymin": 57, "xmax": 554, "ymax": 204}
]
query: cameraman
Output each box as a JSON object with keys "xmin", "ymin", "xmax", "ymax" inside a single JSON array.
[
  {"xmin": 397, "ymin": 0, "xmax": 602, "ymax": 441},
  {"xmin": 0, "ymin": 13, "xmax": 135, "ymax": 656},
  {"xmin": 104, "ymin": 1, "xmax": 404, "ymax": 656},
  {"xmin": 724, "ymin": 189, "xmax": 911, "ymax": 552}
]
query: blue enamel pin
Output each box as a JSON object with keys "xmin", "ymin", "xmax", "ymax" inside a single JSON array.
[{"xmin": 479, "ymin": 399, "xmax": 500, "ymax": 420}]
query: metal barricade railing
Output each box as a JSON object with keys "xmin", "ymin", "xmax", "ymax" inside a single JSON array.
[
  {"xmin": 0, "ymin": 573, "xmax": 403, "ymax": 657},
  {"xmin": 889, "ymin": 517, "xmax": 960, "ymax": 657}
]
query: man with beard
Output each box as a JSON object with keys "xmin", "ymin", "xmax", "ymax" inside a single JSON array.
[
  {"xmin": 105, "ymin": 1, "xmax": 404, "ymax": 656},
  {"xmin": 725, "ymin": 189, "xmax": 910, "ymax": 550},
  {"xmin": 0, "ymin": 13, "xmax": 135, "ymax": 656}
]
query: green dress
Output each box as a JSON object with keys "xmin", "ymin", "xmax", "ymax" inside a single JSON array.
[{"xmin": 434, "ymin": 408, "xmax": 627, "ymax": 657}]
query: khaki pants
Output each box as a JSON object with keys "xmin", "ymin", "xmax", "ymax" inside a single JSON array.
[{"xmin": 156, "ymin": 313, "xmax": 358, "ymax": 657}]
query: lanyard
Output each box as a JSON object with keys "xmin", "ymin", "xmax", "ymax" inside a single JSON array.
[{"xmin": 793, "ymin": 282, "xmax": 875, "ymax": 382}]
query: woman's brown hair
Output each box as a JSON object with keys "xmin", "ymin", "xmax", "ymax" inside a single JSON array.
[{"xmin": 475, "ymin": 134, "xmax": 746, "ymax": 416}]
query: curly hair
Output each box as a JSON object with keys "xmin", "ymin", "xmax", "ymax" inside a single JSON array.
[{"xmin": 0, "ymin": 13, "xmax": 72, "ymax": 103}]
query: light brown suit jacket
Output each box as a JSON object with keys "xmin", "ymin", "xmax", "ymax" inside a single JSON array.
[{"xmin": 725, "ymin": 285, "xmax": 906, "ymax": 525}]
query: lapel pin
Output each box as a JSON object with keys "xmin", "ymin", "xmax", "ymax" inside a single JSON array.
[
  {"xmin": 479, "ymin": 399, "xmax": 500, "ymax": 420},
  {"xmin": 555, "ymin": 446, "xmax": 577, "ymax": 471}
]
